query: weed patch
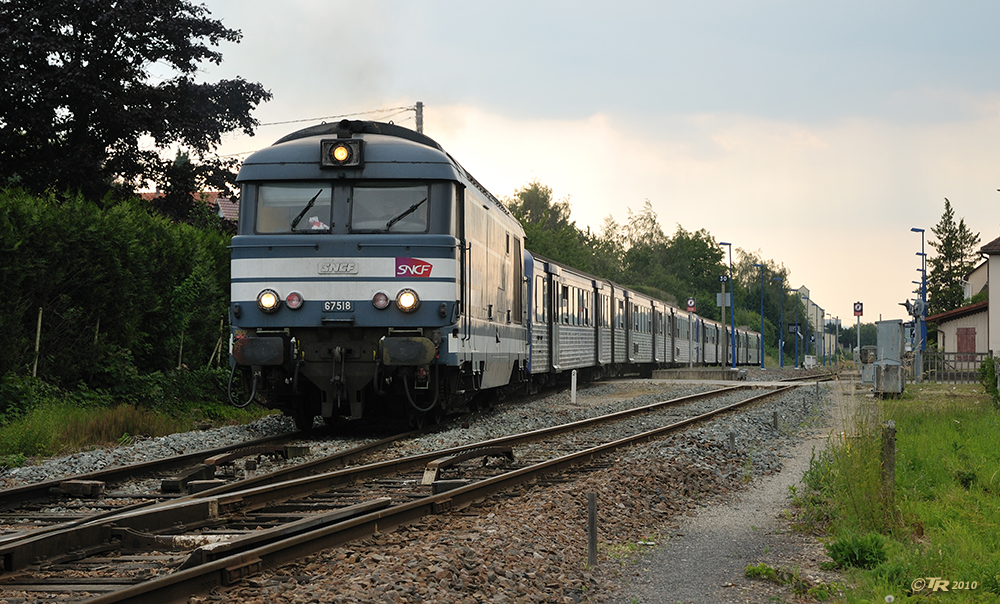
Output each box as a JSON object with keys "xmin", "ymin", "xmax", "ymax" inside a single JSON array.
[
  {"xmin": 744, "ymin": 562, "xmax": 840, "ymax": 600},
  {"xmin": 796, "ymin": 383, "xmax": 1000, "ymax": 601},
  {"xmin": 825, "ymin": 532, "xmax": 887, "ymax": 569}
]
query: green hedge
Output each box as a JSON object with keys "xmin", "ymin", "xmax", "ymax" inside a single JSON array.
[{"xmin": 0, "ymin": 189, "xmax": 230, "ymax": 402}]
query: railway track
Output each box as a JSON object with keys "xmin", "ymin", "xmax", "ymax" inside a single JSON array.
[{"xmin": 0, "ymin": 382, "xmax": 806, "ymax": 603}]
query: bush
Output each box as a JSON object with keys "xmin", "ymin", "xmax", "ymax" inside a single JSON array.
[
  {"xmin": 979, "ymin": 357, "xmax": 1000, "ymax": 410},
  {"xmin": 0, "ymin": 189, "xmax": 230, "ymax": 389}
]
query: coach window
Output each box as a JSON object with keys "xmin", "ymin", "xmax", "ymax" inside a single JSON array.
[
  {"xmin": 351, "ymin": 184, "xmax": 428, "ymax": 232},
  {"xmin": 256, "ymin": 183, "xmax": 333, "ymax": 233},
  {"xmin": 569, "ymin": 287, "xmax": 578, "ymax": 325}
]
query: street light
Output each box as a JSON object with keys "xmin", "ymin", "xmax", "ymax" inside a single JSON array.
[
  {"xmin": 773, "ymin": 277, "xmax": 784, "ymax": 368},
  {"xmin": 719, "ymin": 242, "xmax": 735, "ymax": 368},
  {"xmin": 753, "ymin": 263, "xmax": 764, "ymax": 369}
]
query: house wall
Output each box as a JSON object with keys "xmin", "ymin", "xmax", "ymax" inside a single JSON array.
[
  {"xmin": 990, "ymin": 255, "xmax": 1000, "ymax": 354},
  {"xmin": 936, "ymin": 310, "xmax": 990, "ymax": 354},
  {"xmin": 966, "ymin": 261, "xmax": 988, "ymax": 299}
]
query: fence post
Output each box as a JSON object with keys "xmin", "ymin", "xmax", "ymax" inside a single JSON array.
[
  {"xmin": 587, "ymin": 492, "xmax": 597, "ymax": 567},
  {"xmin": 881, "ymin": 420, "xmax": 896, "ymax": 503},
  {"xmin": 32, "ymin": 307, "xmax": 43, "ymax": 378}
]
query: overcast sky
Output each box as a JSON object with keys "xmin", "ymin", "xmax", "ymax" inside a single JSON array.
[{"xmin": 199, "ymin": 0, "xmax": 1000, "ymax": 328}]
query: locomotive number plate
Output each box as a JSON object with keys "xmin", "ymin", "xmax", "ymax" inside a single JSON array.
[{"xmin": 323, "ymin": 300, "xmax": 354, "ymax": 312}]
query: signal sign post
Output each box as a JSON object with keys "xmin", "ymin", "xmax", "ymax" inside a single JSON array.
[{"xmin": 854, "ymin": 301, "xmax": 863, "ymax": 355}]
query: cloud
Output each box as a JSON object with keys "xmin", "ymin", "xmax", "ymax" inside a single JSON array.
[{"xmin": 423, "ymin": 103, "xmax": 999, "ymax": 320}]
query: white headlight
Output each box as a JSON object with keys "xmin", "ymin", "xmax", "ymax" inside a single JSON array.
[
  {"xmin": 258, "ymin": 289, "xmax": 280, "ymax": 313},
  {"xmin": 396, "ymin": 289, "xmax": 419, "ymax": 312}
]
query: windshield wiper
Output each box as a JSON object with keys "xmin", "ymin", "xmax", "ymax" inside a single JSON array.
[
  {"xmin": 385, "ymin": 197, "xmax": 427, "ymax": 230},
  {"xmin": 290, "ymin": 189, "xmax": 324, "ymax": 230}
]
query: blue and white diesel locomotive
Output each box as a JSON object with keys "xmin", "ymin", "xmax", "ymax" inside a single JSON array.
[{"xmin": 229, "ymin": 120, "xmax": 759, "ymax": 428}]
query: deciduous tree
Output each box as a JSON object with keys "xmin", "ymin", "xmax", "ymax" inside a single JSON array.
[{"xmin": 0, "ymin": 0, "xmax": 271, "ymax": 199}]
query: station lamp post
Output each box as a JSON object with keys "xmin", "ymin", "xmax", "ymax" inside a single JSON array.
[
  {"xmin": 818, "ymin": 306, "xmax": 825, "ymax": 366},
  {"xmin": 753, "ymin": 263, "xmax": 764, "ymax": 368},
  {"xmin": 788, "ymin": 288, "xmax": 800, "ymax": 368},
  {"xmin": 824, "ymin": 311, "xmax": 831, "ymax": 366},
  {"xmin": 911, "ymin": 227, "xmax": 927, "ymax": 383},
  {"xmin": 833, "ymin": 315, "xmax": 839, "ymax": 366},
  {"xmin": 802, "ymin": 290, "xmax": 810, "ymax": 366},
  {"xmin": 719, "ymin": 242, "xmax": 736, "ymax": 368},
  {"xmin": 773, "ymin": 277, "xmax": 784, "ymax": 368}
]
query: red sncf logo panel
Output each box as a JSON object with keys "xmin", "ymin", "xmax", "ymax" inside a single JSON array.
[{"xmin": 395, "ymin": 257, "xmax": 433, "ymax": 277}]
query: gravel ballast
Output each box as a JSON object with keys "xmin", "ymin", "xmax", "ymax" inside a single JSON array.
[{"xmin": 0, "ymin": 369, "xmax": 842, "ymax": 603}]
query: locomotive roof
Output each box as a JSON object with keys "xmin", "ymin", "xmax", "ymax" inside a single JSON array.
[
  {"xmin": 238, "ymin": 120, "xmax": 511, "ymax": 217},
  {"xmin": 273, "ymin": 119, "xmax": 444, "ymax": 149}
]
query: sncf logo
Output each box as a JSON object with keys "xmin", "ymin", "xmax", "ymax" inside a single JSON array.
[{"xmin": 395, "ymin": 257, "xmax": 433, "ymax": 277}]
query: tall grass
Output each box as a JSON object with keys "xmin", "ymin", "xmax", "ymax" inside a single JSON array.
[
  {"xmin": 0, "ymin": 371, "xmax": 274, "ymax": 467},
  {"xmin": 796, "ymin": 383, "xmax": 1000, "ymax": 601},
  {"xmin": 0, "ymin": 403, "xmax": 187, "ymax": 460}
]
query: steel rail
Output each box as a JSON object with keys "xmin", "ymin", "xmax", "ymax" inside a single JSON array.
[
  {"xmin": 0, "ymin": 430, "xmax": 418, "ymax": 560},
  {"xmin": 0, "ymin": 430, "xmax": 303, "ymax": 511},
  {"xmin": 0, "ymin": 385, "xmax": 753, "ymax": 573},
  {"xmin": 79, "ymin": 384, "xmax": 797, "ymax": 604},
  {"xmin": 149, "ymin": 384, "xmax": 753, "ymax": 514},
  {"xmin": 779, "ymin": 371, "xmax": 838, "ymax": 383}
]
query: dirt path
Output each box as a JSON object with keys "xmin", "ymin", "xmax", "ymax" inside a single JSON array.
[{"xmin": 614, "ymin": 383, "xmax": 849, "ymax": 603}]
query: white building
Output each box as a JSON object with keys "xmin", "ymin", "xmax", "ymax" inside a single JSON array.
[{"xmin": 981, "ymin": 235, "xmax": 1000, "ymax": 354}]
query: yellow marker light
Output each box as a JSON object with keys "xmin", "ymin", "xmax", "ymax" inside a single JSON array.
[
  {"xmin": 332, "ymin": 144, "xmax": 351, "ymax": 163},
  {"xmin": 257, "ymin": 289, "xmax": 281, "ymax": 313},
  {"xmin": 396, "ymin": 289, "xmax": 419, "ymax": 312}
]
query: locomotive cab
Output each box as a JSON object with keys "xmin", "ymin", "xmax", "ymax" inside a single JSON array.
[{"xmin": 229, "ymin": 120, "xmax": 527, "ymax": 428}]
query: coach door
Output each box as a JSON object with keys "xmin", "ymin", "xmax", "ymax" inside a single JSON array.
[{"xmin": 624, "ymin": 291, "xmax": 634, "ymax": 363}]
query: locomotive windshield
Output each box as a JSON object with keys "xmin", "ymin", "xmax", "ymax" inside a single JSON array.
[
  {"xmin": 251, "ymin": 182, "xmax": 431, "ymax": 234},
  {"xmin": 256, "ymin": 182, "xmax": 332, "ymax": 233},
  {"xmin": 351, "ymin": 185, "xmax": 428, "ymax": 233}
]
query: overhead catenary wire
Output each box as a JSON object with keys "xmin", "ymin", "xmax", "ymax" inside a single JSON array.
[
  {"xmin": 258, "ymin": 105, "xmax": 416, "ymax": 127},
  {"xmin": 218, "ymin": 105, "xmax": 419, "ymax": 158}
]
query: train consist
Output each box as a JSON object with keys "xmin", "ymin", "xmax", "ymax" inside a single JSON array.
[{"xmin": 229, "ymin": 120, "xmax": 760, "ymax": 427}]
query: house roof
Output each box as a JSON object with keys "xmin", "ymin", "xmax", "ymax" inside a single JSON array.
[
  {"xmin": 981, "ymin": 235, "xmax": 1000, "ymax": 254},
  {"xmin": 926, "ymin": 299, "xmax": 988, "ymax": 324},
  {"xmin": 216, "ymin": 197, "xmax": 239, "ymax": 221},
  {"xmin": 139, "ymin": 191, "xmax": 238, "ymax": 221}
]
